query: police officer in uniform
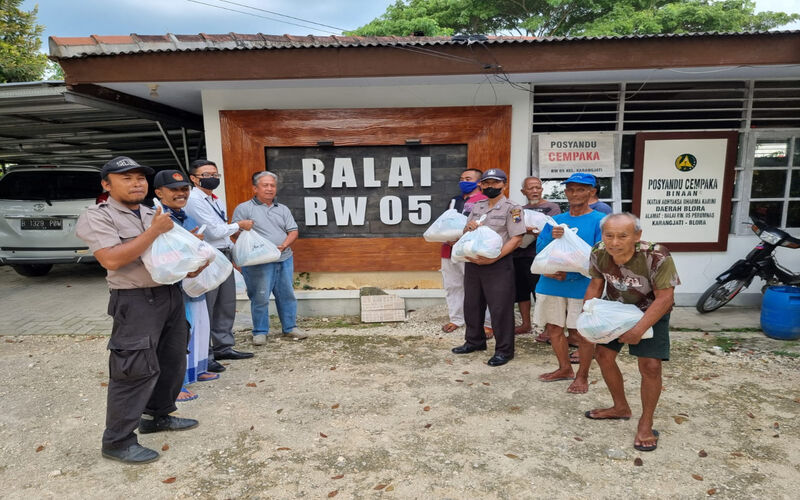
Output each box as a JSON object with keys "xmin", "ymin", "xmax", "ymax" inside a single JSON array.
[
  {"xmin": 451, "ymin": 169, "xmax": 526, "ymax": 366},
  {"xmin": 76, "ymin": 157, "xmax": 199, "ymax": 464}
]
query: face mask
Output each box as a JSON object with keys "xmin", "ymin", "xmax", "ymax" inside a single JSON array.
[
  {"xmin": 199, "ymin": 177, "xmax": 220, "ymax": 190},
  {"xmin": 459, "ymin": 181, "xmax": 478, "ymax": 194},
  {"xmin": 482, "ymin": 186, "xmax": 503, "ymax": 199}
]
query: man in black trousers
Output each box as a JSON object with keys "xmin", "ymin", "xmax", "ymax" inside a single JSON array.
[
  {"xmin": 76, "ymin": 157, "xmax": 200, "ymax": 464},
  {"xmin": 452, "ymin": 169, "xmax": 525, "ymax": 366}
]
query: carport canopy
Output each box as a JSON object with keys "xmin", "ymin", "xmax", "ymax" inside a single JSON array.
[{"xmin": 0, "ymin": 81, "xmax": 204, "ymax": 172}]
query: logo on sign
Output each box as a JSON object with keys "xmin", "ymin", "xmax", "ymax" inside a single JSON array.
[{"xmin": 675, "ymin": 154, "xmax": 697, "ymax": 172}]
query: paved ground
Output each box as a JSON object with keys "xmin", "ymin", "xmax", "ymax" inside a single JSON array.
[{"xmin": 0, "ymin": 263, "xmax": 762, "ymax": 336}]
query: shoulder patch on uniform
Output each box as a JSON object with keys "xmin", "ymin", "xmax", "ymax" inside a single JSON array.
[{"xmin": 511, "ymin": 207, "xmax": 522, "ymax": 223}]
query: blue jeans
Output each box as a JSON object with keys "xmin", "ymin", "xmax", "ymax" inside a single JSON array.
[{"xmin": 241, "ymin": 256, "xmax": 297, "ymax": 336}]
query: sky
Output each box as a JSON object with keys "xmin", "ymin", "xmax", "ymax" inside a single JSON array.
[{"xmin": 21, "ymin": 0, "xmax": 800, "ymax": 51}]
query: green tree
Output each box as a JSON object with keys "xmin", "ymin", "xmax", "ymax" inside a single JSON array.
[
  {"xmin": 0, "ymin": 0, "xmax": 47, "ymax": 83},
  {"xmin": 349, "ymin": 0, "xmax": 799, "ymax": 37}
]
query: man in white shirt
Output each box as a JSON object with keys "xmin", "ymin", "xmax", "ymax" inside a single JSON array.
[{"xmin": 184, "ymin": 159, "xmax": 255, "ymax": 366}]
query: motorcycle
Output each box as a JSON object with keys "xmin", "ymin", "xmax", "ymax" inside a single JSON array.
[{"xmin": 696, "ymin": 217, "xmax": 800, "ymax": 313}]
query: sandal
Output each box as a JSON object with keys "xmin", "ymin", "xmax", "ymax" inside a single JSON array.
[
  {"xmin": 634, "ymin": 430, "xmax": 659, "ymax": 452},
  {"xmin": 484, "ymin": 327, "xmax": 494, "ymax": 339},
  {"xmin": 534, "ymin": 331, "xmax": 550, "ymax": 343},
  {"xmin": 197, "ymin": 372, "xmax": 219, "ymax": 382},
  {"xmin": 569, "ymin": 351, "xmax": 580, "ymax": 364},
  {"xmin": 177, "ymin": 387, "xmax": 198, "ymax": 402},
  {"xmin": 441, "ymin": 322, "xmax": 459, "ymax": 333}
]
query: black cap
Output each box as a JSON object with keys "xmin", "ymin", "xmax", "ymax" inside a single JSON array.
[
  {"xmin": 153, "ymin": 169, "xmax": 191, "ymax": 189},
  {"xmin": 101, "ymin": 156, "xmax": 154, "ymax": 177}
]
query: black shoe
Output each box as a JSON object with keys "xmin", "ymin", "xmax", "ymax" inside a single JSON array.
[
  {"xmin": 101, "ymin": 443, "xmax": 159, "ymax": 464},
  {"xmin": 487, "ymin": 354, "xmax": 513, "ymax": 366},
  {"xmin": 207, "ymin": 360, "xmax": 226, "ymax": 373},
  {"xmin": 138, "ymin": 415, "xmax": 199, "ymax": 434},
  {"xmin": 215, "ymin": 349, "xmax": 254, "ymax": 360},
  {"xmin": 451, "ymin": 343, "xmax": 487, "ymax": 354}
]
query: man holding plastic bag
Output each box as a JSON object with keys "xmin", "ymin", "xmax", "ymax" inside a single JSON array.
[
  {"xmin": 185, "ymin": 159, "xmax": 254, "ymax": 367},
  {"xmin": 233, "ymin": 171, "xmax": 305, "ymax": 345},
  {"xmin": 76, "ymin": 157, "xmax": 199, "ymax": 464},
  {"xmin": 429, "ymin": 169, "xmax": 488, "ymax": 334},
  {"xmin": 154, "ymin": 170, "xmax": 224, "ymax": 403},
  {"xmin": 511, "ymin": 176, "xmax": 561, "ymax": 335},
  {"xmin": 451, "ymin": 169, "xmax": 525, "ymax": 367},
  {"xmin": 583, "ymin": 213, "xmax": 680, "ymax": 453},
  {"xmin": 533, "ymin": 173, "xmax": 604, "ymax": 393}
]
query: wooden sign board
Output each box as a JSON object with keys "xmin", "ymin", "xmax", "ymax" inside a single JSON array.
[
  {"xmin": 219, "ymin": 106, "xmax": 512, "ymax": 272},
  {"xmin": 633, "ymin": 131, "xmax": 738, "ymax": 251}
]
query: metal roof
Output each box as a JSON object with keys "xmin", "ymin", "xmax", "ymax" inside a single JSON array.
[
  {"xmin": 49, "ymin": 30, "xmax": 799, "ymax": 59},
  {"xmin": 0, "ymin": 81, "xmax": 203, "ymax": 168}
]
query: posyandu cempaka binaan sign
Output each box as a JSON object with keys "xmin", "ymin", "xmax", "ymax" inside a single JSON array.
[{"xmin": 265, "ymin": 145, "xmax": 468, "ymax": 238}]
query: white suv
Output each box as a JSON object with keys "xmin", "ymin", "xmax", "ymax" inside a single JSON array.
[{"xmin": 0, "ymin": 165, "xmax": 102, "ymax": 276}]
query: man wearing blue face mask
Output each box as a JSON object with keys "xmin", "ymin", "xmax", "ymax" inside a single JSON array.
[{"xmin": 440, "ymin": 169, "xmax": 490, "ymax": 334}]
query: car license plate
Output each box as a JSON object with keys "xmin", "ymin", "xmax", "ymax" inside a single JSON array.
[{"xmin": 21, "ymin": 218, "xmax": 63, "ymax": 230}]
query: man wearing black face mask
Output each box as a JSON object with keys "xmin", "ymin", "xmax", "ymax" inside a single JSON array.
[
  {"xmin": 185, "ymin": 159, "xmax": 255, "ymax": 369},
  {"xmin": 452, "ymin": 169, "xmax": 525, "ymax": 367}
]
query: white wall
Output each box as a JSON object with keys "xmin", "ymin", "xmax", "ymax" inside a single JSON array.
[
  {"xmin": 200, "ymin": 82, "xmax": 533, "ymax": 208},
  {"xmin": 199, "ymin": 81, "xmax": 800, "ymax": 304}
]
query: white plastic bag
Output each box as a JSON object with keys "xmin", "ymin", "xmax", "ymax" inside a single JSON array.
[
  {"xmin": 233, "ymin": 268, "xmax": 247, "ymax": 296},
  {"xmin": 520, "ymin": 211, "xmax": 557, "ymax": 249},
  {"xmin": 233, "ymin": 229, "xmax": 281, "ymax": 267},
  {"xmin": 451, "ymin": 225, "xmax": 503, "ymax": 263},
  {"xmin": 530, "ymin": 223, "xmax": 593, "ymax": 277},
  {"xmin": 182, "ymin": 246, "xmax": 234, "ymax": 298},
  {"xmin": 423, "ymin": 208, "xmax": 468, "ymax": 242},
  {"xmin": 142, "ymin": 199, "xmax": 216, "ymax": 284},
  {"xmin": 576, "ymin": 298, "xmax": 654, "ymax": 344}
]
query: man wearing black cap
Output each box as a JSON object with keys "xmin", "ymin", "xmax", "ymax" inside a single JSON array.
[
  {"xmin": 451, "ymin": 168, "xmax": 526, "ymax": 366},
  {"xmin": 154, "ymin": 169, "xmax": 222, "ymax": 402},
  {"xmin": 76, "ymin": 157, "xmax": 199, "ymax": 464}
]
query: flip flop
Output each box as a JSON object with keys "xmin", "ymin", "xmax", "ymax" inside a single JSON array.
[
  {"xmin": 569, "ymin": 352, "xmax": 580, "ymax": 364},
  {"xmin": 197, "ymin": 372, "xmax": 220, "ymax": 382},
  {"xmin": 534, "ymin": 332, "xmax": 550, "ymax": 343},
  {"xmin": 633, "ymin": 430, "xmax": 660, "ymax": 452},
  {"xmin": 584, "ymin": 410, "xmax": 631, "ymax": 421},
  {"xmin": 538, "ymin": 375, "xmax": 575, "ymax": 382},
  {"xmin": 441, "ymin": 322, "xmax": 459, "ymax": 333},
  {"xmin": 177, "ymin": 388, "xmax": 198, "ymax": 402}
]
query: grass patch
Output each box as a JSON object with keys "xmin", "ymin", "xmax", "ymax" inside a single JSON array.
[
  {"xmin": 698, "ymin": 335, "xmax": 745, "ymax": 352},
  {"xmin": 771, "ymin": 350, "xmax": 800, "ymax": 358}
]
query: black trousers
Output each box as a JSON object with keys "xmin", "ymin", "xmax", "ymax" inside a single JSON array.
[
  {"xmin": 463, "ymin": 255, "xmax": 516, "ymax": 357},
  {"xmin": 513, "ymin": 256, "xmax": 539, "ymax": 303},
  {"xmin": 103, "ymin": 284, "xmax": 188, "ymax": 450}
]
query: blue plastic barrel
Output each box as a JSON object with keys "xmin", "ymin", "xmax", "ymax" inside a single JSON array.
[{"xmin": 760, "ymin": 286, "xmax": 800, "ymax": 340}]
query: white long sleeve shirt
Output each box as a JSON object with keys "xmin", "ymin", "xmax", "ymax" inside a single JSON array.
[{"xmin": 184, "ymin": 187, "xmax": 239, "ymax": 249}]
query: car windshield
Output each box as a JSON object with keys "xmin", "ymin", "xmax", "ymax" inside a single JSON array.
[{"xmin": 0, "ymin": 170, "xmax": 102, "ymax": 201}]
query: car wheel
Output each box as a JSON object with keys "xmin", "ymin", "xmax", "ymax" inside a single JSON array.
[{"xmin": 11, "ymin": 264, "xmax": 54, "ymax": 277}]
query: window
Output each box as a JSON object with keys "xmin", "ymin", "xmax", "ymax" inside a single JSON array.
[
  {"xmin": 749, "ymin": 137, "xmax": 800, "ymax": 228},
  {"xmin": 0, "ymin": 170, "xmax": 102, "ymax": 201}
]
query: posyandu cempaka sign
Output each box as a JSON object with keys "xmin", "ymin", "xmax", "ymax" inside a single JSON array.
[
  {"xmin": 265, "ymin": 144, "xmax": 467, "ymax": 238},
  {"xmin": 538, "ymin": 134, "xmax": 615, "ymax": 178}
]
